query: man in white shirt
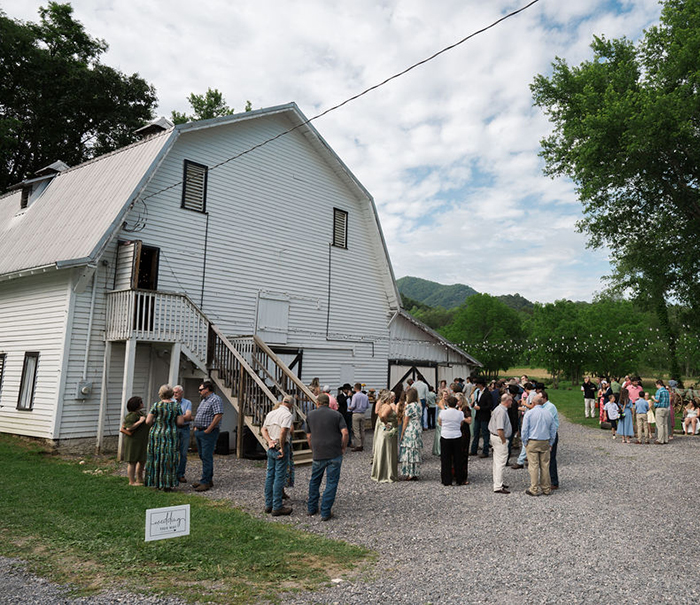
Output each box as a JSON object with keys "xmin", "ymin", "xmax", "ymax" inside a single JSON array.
[
  {"xmin": 261, "ymin": 395, "xmax": 294, "ymax": 516},
  {"xmin": 488, "ymin": 393, "xmax": 513, "ymax": 494}
]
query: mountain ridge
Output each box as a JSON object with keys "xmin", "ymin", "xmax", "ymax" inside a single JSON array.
[{"xmin": 397, "ymin": 276, "xmax": 534, "ymax": 312}]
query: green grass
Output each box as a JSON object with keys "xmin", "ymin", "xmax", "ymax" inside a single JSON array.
[{"xmin": 0, "ymin": 434, "xmax": 372, "ymax": 603}]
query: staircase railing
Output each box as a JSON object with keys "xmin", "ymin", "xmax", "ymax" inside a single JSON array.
[
  {"xmin": 207, "ymin": 325, "xmax": 279, "ymax": 429},
  {"xmin": 227, "ymin": 335, "xmax": 317, "ymax": 421}
]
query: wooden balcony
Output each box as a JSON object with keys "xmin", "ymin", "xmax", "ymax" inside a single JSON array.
[{"xmin": 105, "ymin": 289, "xmax": 209, "ymax": 368}]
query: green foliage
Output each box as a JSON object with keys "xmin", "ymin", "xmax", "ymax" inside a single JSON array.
[
  {"xmin": 171, "ymin": 88, "xmax": 250, "ymax": 124},
  {"xmin": 440, "ymin": 293, "xmax": 525, "ymax": 375},
  {"xmin": 0, "ymin": 2, "xmax": 157, "ymax": 192},
  {"xmin": 495, "ymin": 293, "xmax": 534, "ymax": 314},
  {"xmin": 0, "ymin": 435, "xmax": 370, "ymax": 603},
  {"xmin": 527, "ymin": 300, "xmax": 589, "ymax": 383},
  {"xmin": 531, "ymin": 0, "xmax": 700, "ymax": 378}
]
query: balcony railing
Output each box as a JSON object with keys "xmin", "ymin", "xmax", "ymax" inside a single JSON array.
[{"xmin": 105, "ymin": 289, "xmax": 209, "ymax": 365}]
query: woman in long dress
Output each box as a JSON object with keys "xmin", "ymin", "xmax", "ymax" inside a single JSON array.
[
  {"xmin": 617, "ymin": 388, "xmax": 634, "ymax": 443},
  {"xmin": 399, "ymin": 387, "xmax": 423, "ymax": 480},
  {"xmin": 145, "ymin": 384, "xmax": 184, "ymax": 490},
  {"xmin": 371, "ymin": 391, "xmax": 399, "ymax": 483}
]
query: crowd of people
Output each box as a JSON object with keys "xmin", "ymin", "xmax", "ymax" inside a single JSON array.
[
  {"xmin": 123, "ymin": 370, "xmax": 694, "ymax": 518},
  {"xmin": 582, "ymin": 374, "xmax": 697, "ymax": 444},
  {"xmin": 257, "ymin": 374, "xmax": 563, "ymax": 520},
  {"xmin": 121, "ymin": 380, "xmax": 223, "ymax": 492}
]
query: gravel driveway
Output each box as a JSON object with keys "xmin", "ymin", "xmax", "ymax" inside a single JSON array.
[{"xmin": 3, "ymin": 416, "xmax": 698, "ymax": 604}]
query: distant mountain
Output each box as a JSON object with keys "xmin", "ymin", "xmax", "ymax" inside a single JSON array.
[
  {"xmin": 397, "ymin": 276, "xmax": 534, "ymax": 313},
  {"xmin": 397, "ymin": 277, "xmax": 478, "ymax": 309}
]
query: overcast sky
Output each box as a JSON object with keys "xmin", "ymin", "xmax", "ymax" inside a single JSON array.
[{"xmin": 5, "ymin": 0, "xmax": 664, "ymax": 303}]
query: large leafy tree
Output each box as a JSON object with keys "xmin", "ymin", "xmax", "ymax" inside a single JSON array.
[
  {"xmin": 530, "ymin": 0, "xmax": 700, "ymax": 379},
  {"xmin": 0, "ymin": 3, "xmax": 157, "ymax": 192},
  {"xmin": 440, "ymin": 294, "xmax": 524, "ymax": 376}
]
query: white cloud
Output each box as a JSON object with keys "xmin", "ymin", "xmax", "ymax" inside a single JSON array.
[{"xmin": 4, "ymin": 0, "xmax": 665, "ymax": 302}]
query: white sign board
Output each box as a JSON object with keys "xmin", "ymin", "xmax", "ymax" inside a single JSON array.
[{"xmin": 145, "ymin": 504, "xmax": 190, "ymax": 542}]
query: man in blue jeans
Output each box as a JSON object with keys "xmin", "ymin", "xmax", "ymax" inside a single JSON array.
[
  {"xmin": 261, "ymin": 395, "xmax": 295, "ymax": 516},
  {"xmin": 193, "ymin": 380, "xmax": 223, "ymax": 492},
  {"xmin": 305, "ymin": 393, "xmax": 349, "ymax": 521}
]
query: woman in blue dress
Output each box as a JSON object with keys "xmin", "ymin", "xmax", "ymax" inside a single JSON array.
[{"xmin": 617, "ymin": 388, "xmax": 634, "ymax": 443}]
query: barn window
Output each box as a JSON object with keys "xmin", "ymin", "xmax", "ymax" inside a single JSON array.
[
  {"xmin": 332, "ymin": 208, "xmax": 348, "ymax": 249},
  {"xmin": 17, "ymin": 352, "xmax": 39, "ymax": 411},
  {"xmin": 181, "ymin": 160, "xmax": 208, "ymax": 213}
]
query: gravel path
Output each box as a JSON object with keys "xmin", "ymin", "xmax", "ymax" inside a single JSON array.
[{"xmin": 3, "ymin": 417, "xmax": 699, "ymax": 604}]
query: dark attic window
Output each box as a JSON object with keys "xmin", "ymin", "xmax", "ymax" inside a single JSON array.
[
  {"xmin": 181, "ymin": 160, "xmax": 208, "ymax": 213},
  {"xmin": 333, "ymin": 208, "xmax": 348, "ymax": 249}
]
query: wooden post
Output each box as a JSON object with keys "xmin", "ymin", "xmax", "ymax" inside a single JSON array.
[
  {"xmin": 237, "ymin": 371, "xmax": 245, "ymax": 459},
  {"xmin": 95, "ymin": 341, "xmax": 112, "ymax": 454},
  {"xmin": 169, "ymin": 342, "xmax": 181, "ymax": 386},
  {"xmin": 117, "ymin": 337, "xmax": 137, "ymax": 460}
]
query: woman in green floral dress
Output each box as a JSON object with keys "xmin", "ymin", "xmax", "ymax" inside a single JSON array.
[
  {"xmin": 145, "ymin": 384, "xmax": 184, "ymax": 490},
  {"xmin": 399, "ymin": 387, "xmax": 423, "ymax": 480}
]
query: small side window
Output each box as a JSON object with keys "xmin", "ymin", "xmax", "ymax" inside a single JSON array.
[
  {"xmin": 17, "ymin": 352, "xmax": 39, "ymax": 411},
  {"xmin": 333, "ymin": 208, "xmax": 348, "ymax": 249},
  {"xmin": 181, "ymin": 160, "xmax": 208, "ymax": 213}
]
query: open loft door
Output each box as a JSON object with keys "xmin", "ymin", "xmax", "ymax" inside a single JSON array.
[{"xmin": 114, "ymin": 240, "xmax": 161, "ymax": 331}]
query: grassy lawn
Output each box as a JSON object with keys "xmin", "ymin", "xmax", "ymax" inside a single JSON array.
[
  {"xmin": 547, "ymin": 387, "xmax": 684, "ymax": 432},
  {"xmin": 0, "ymin": 434, "xmax": 372, "ymax": 603}
]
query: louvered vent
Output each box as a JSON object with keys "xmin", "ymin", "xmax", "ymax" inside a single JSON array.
[
  {"xmin": 333, "ymin": 208, "xmax": 348, "ymax": 249},
  {"xmin": 181, "ymin": 160, "xmax": 208, "ymax": 212}
]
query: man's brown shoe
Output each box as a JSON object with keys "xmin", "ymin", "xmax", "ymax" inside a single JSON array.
[
  {"xmin": 194, "ymin": 483, "xmax": 211, "ymax": 492},
  {"xmin": 511, "ymin": 463, "xmax": 524, "ymax": 469},
  {"xmin": 271, "ymin": 506, "xmax": 293, "ymax": 516}
]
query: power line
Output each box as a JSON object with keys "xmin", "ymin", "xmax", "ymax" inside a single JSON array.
[{"xmin": 141, "ymin": 0, "xmax": 541, "ymax": 203}]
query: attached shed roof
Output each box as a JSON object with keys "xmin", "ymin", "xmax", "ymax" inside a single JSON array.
[
  {"xmin": 392, "ymin": 310, "xmax": 482, "ymax": 367},
  {"xmin": 0, "ymin": 130, "xmax": 174, "ymax": 279}
]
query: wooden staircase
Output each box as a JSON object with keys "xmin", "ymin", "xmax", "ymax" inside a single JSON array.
[{"xmin": 207, "ymin": 325, "xmax": 316, "ymax": 465}]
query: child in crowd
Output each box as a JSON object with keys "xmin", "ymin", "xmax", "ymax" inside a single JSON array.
[
  {"xmin": 121, "ymin": 396, "xmax": 149, "ymax": 486},
  {"xmin": 634, "ymin": 390, "xmax": 650, "ymax": 444},
  {"xmin": 603, "ymin": 394, "xmax": 620, "ymax": 439},
  {"xmin": 645, "ymin": 392, "xmax": 656, "ymax": 440}
]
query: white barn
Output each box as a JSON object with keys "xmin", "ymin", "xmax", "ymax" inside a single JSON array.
[{"xmin": 0, "ymin": 103, "xmax": 480, "ymax": 454}]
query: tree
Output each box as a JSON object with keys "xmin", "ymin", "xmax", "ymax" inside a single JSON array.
[
  {"xmin": 526, "ymin": 300, "xmax": 589, "ymax": 386},
  {"xmin": 171, "ymin": 88, "xmax": 251, "ymax": 124},
  {"xmin": 530, "ymin": 0, "xmax": 700, "ymax": 380},
  {"xmin": 0, "ymin": 3, "xmax": 157, "ymax": 192},
  {"xmin": 440, "ymin": 294, "xmax": 524, "ymax": 376}
]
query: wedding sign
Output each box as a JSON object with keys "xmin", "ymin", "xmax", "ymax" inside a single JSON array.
[{"xmin": 145, "ymin": 504, "xmax": 190, "ymax": 542}]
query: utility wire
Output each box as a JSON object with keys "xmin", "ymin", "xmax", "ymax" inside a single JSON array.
[{"xmin": 141, "ymin": 0, "xmax": 541, "ymax": 203}]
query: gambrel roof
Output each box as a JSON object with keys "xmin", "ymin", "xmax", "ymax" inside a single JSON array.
[{"xmin": 0, "ymin": 103, "xmax": 400, "ymax": 310}]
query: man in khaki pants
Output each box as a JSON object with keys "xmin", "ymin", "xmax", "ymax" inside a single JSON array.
[{"xmin": 520, "ymin": 394, "xmax": 557, "ymax": 496}]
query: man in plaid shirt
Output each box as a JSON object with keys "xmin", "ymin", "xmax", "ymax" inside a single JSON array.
[{"xmin": 193, "ymin": 380, "xmax": 223, "ymax": 492}]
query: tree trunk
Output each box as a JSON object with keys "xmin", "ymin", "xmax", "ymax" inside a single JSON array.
[{"xmin": 653, "ymin": 294, "xmax": 681, "ymax": 381}]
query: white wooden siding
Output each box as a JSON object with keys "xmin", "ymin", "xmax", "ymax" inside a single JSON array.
[
  {"xmin": 0, "ymin": 271, "xmax": 70, "ymax": 438},
  {"xmin": 124, "ymin": 113, "xmax": 395, "ymax": 389},
  {"xmin": 60, "ymin": 235, "xmax": 171, "ymax": 439},
  {"xmin": 59, "ymin": 241, "xmax": 117, "ymax": 439}
]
